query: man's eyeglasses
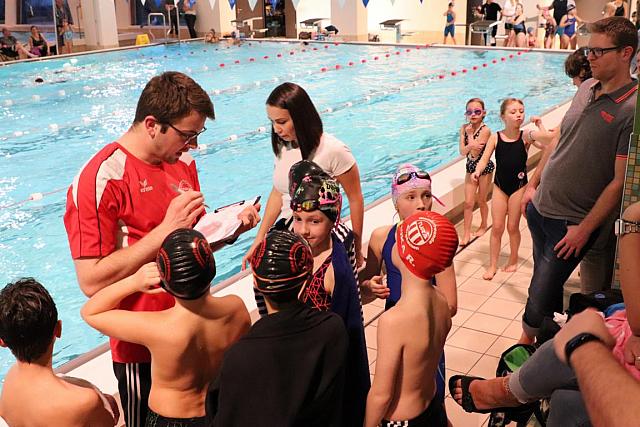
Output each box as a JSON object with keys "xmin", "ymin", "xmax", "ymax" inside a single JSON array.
[
  {"xmin": 395, "ymin": 171, "xmax": 431, "ymax": 186},
  {"xmin": 465, "ymin": 108, "xmax": 484, "ymax": 117},
  {"xmin": 581, "ymin": 46, "xmax": 621, "ymax": 59},
  {"xmin": 165, "ymin": 122, "xmax": 207, "ymax": 146}
]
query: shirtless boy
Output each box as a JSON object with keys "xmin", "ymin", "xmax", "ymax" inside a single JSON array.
[
  {"xmin": 82, "ymin": 228, "xmax": 250, "ymax": 426},
  {"xmin": 364, "ymin": 211, "xmax": 459, "ymax": 427},
  {"xmin": 0, "ymin": 278, "xmax": 117, "ymax": 427}
]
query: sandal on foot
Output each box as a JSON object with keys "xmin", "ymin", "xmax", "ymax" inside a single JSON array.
[{"xmin": 448, "ymin": 375, "xmax": 516, "ymax": 414}]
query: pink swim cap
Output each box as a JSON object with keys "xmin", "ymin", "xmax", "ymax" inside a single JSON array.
[{"xmin": 391, "ymin": 164, "xmax": 444, "ymax": 207}]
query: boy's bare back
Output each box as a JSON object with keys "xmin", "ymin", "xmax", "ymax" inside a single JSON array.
[
  {"xmin": 144, "ymin": 294, "xmax": 250, "ymax": 418},
  {"xmin": 0, "ymin": 369, "xmax": 115, "ymax": 427},
  {"xmin": 378, "ymin": 288, "xmax": 451, "ymax": 421}
]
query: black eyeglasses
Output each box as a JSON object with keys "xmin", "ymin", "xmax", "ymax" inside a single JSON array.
[
  {"xmin": 581, "ymin": 46, "xmax": 621, "ymax": 59},
  {"xmin": 165, "ymin": 122, "xmax": 207, "ymax": 146}
]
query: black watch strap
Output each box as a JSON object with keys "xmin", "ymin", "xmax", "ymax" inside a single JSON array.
[{"xmin": 564, "ymin": 332, "xmax": 603, "ymax": 367}]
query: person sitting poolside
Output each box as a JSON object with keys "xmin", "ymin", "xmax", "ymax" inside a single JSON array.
[
  {"xmin": 0, "ymin": 278, "xmax": 118, "ymax": 427},
  {"xmin": 449, "ymin": 201, "xmax": 640, "ymax": 426},
  {"xmin": 82, "ymin": 228, "xmax": 250, "ymax": 426},
  {"xmin": 0, "ymin": 28, "xmax": 36, "ymax": 60}
]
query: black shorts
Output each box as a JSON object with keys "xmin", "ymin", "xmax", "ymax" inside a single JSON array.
[
  {"xmin": 113, "ymin": 362, "xmax": 152, "ymax": 427},
  {"xmin": 145, "ymin": 408, "xmax": 206, "ymax": 427},
  {"xmin": 380, "ymin": 398, "xmax": 447, "ymax": 427}
]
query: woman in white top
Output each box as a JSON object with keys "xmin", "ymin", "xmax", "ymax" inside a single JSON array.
[
  {"xmin": 502, "ymin": 0, "xmax": 518, "ymax": 47},
  {"xmin": 242, "ymin": 82, "xmax": 365, "ymax": 268}
]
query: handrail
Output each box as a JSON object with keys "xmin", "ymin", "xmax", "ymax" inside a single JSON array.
[
  {"xmin": 174, "ymin": 6, "xmax": 181, "ymax": 42},
  {"xmin": 147, "ymin": 12, "xmax": 167, "ymax": 43}
]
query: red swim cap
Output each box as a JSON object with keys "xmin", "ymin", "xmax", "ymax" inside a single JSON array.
[{"xmin": 396, "ymin": 211, "xmax": 458, "ymax": 280}]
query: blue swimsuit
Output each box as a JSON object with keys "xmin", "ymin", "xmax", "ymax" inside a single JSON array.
[
  {"xmin": 564, "ymin": 16, "xmax": 577, "ymax": 37},
  {"xmin": 444, "ymin": 13, "xmax": 455, "ymax": 37}
]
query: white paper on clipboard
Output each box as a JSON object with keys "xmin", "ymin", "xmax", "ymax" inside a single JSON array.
[{"xmin": 194, "ymin": 196, "xmax": 260, "ymax": 244}]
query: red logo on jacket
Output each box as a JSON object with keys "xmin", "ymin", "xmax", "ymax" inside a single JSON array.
[{"xmin": 600, "ymin": 110, "xmax": 615, "ymax": 123}]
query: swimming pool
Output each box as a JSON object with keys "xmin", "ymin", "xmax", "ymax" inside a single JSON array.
[{"xmin": 0, "ymin": 40, "xmax": 571, "ymax": 379}]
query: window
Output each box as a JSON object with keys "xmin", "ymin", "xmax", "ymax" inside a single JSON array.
[
  {"xmin": 19, "ymin": 0, "xmax": 54, "ymax": 25},
  {"xmin": 0, "ymin": 0, "xmax": 5, "ymax": 24},
  {"xmin": 132, "ymin": 0, "xmax": 185, "ymax": 27}
]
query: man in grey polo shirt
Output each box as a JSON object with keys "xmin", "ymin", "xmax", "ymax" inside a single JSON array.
[{"xmin": 520, "ymin": 17, "xmax": 637, "ymax": 343}]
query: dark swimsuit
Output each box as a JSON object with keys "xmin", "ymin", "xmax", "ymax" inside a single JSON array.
[
  {"xmin": 544, "ymin": 20, "xmax": 556, "ymax": 38},
  {"xmin": 615, "ymin": 4, "xmax": 625, "ymax": 16},
  {"xmin": 464, "ymin": 124, "xmax": 495, "ymax": 176},
  {"xmin": 30, "ymin": 35, "xmax": 48, "ymax": 56},
  {"xmin": 513, "ymin": 15, "xmax": 526, "ymax": 34},
  {"xmin": 494, "ymin": 131, "xmax": 528, "ymax": 197},
  {"xmin": 381, "ymin": 225, "xmax": 446, "ymax": 404},
  {"xmin": 301, "ymin": 255, "xmax": 333, "ymax": 311},
  {"xmin": 301, "ymin": 232, "xmax": 370, "ymax": 427}
]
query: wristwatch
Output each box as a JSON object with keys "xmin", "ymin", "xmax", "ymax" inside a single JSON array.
[
  {"xmin": 614, "ymin": 218, "xmax": 640, "ymax": 236},
  {"xmin": 564, "ymin": 332, "xmax": 603, "ymax": 367}
]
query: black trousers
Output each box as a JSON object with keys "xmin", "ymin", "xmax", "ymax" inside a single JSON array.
[
  {"xmin": 167, "ymin": 10, "xmax": 179, "ymax": 35},
  {"xmin": 185, "ymin": 14, "xmax": 197, "ymax": 38}
]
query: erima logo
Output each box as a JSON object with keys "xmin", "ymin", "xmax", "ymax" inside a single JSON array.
[
  {"xmin": 139, "ymin": 179, "xmax": 154, "ymax": 193},
  {"xmin": 405, "ymin": 218, "xmax": 437, "ymax": 250}
]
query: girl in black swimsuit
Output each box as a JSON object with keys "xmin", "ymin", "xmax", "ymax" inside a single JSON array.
[
  {"xmin": 471, "ymin": 99, "xmax": 541, "ymax": 280},
  {"xmin": 459, "ymin": 98, "xmax": 493, "ymax": 247}
]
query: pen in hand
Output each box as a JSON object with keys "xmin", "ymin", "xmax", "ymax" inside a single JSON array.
[{"xmin": 170, "ymin": 184, "xmax": 209, "ymax": 209}]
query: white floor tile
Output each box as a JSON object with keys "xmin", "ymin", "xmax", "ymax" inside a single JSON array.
[
  {"xmin": 468, "ymin": 354, "xmax": 500, "ymax": 378},
  {"xmin": 447, "ymin": 327, "xmax": 499, "ymax": 354},
  {"xmin": 457, "ymin": 291, "xmax": 490, "ymax": 311},
  {"xmin": 463, "ymin": 312, "xmax": 511, "ymax": 335},
  {"xmin": 486, "ymin": 336, "xmax": 518, "ymax": 358},
  {"xmin": 443, "ymin": 345, "xmax": 483, "ymax": 373},
  {"xmin": 477, "ymin": 298, "xmax": 525, "ymax": 320}
]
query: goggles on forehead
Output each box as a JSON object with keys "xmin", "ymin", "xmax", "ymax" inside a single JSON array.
[{"xmin": 395, "ymin": 170, "xmax": 431, "ymax": 186}]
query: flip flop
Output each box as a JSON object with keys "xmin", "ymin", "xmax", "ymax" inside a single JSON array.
[{"xmin": 448, "ymin": 375, "xmax": 518, "ymax": 415}]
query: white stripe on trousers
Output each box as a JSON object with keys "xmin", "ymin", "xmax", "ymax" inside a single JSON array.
[{"xmin": 126, "ymin": 363, "xmax": 142, "ymax": 427}]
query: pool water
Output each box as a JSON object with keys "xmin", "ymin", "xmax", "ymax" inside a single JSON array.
[{"xmin": 0, "ymin": 41, "xmax": 571, "ymax": 378}]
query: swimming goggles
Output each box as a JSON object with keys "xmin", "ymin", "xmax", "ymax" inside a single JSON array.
[
  {"xmin": 464, "ymin": 108, "xmax": 484, "ymax": 117},
  {"xmin": 395, "ymin": 170, "xmax": 431, "ymax": 186}
]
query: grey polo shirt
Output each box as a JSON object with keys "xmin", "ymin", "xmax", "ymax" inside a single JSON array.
[{"xmin": 534, "ymin": 78, "xmax": 636, "ymax": 223}]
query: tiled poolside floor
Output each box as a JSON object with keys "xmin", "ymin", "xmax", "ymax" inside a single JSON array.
[{"xmin": 363, "ymin": 208, "xmax": 581, "ymax": 426}]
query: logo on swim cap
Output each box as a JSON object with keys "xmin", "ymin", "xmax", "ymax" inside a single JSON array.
[
  {"xmin": 405, "ymin": 217, "xmax": 437, "ymax": 250},
  {"xmin": 290, "ymin": 240, "xmax": 312, "ymax": 273}
]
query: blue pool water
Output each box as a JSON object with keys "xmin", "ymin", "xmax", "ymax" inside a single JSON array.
[{"xmin": 0, "ymin": 41, "xmax": 571, "ymax": 378}]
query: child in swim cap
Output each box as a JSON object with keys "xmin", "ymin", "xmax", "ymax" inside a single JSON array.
[
  {"xmin": 359, "ymin": 163, "xmax": 458, "ymax": 418},
  {"xmin": 365, "ymin": 211, "xmax": 458, "ymax": 427},
  {"xmin": 361, "ymin": 163, "xmax": 456, "ymax": 313},
  {"xmin": 290, "ymin": 172, "xmax": 370, "ymax": 427},
  {"xmin": 213, "ymin": 229, "xmax": 348, "ymax": 426},
  {"xmin": 82, "ymin": 228, "xmax": 250, "ymax": 425}
]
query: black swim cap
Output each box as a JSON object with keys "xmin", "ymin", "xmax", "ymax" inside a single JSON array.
[
  {"xmin": 290, "ymin": 174, "xmax": 342, "ymax": 223},
  {"xmin": 156, "ymin": 228, "xmax": 215, "ymax": 300},
  {"xmin": 250, "ymin": 229, "xmax": 313, "ymax": 294},
  {"xmin": 288, "ymin": 160, "xmax": 327, "ymax": 197}
]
